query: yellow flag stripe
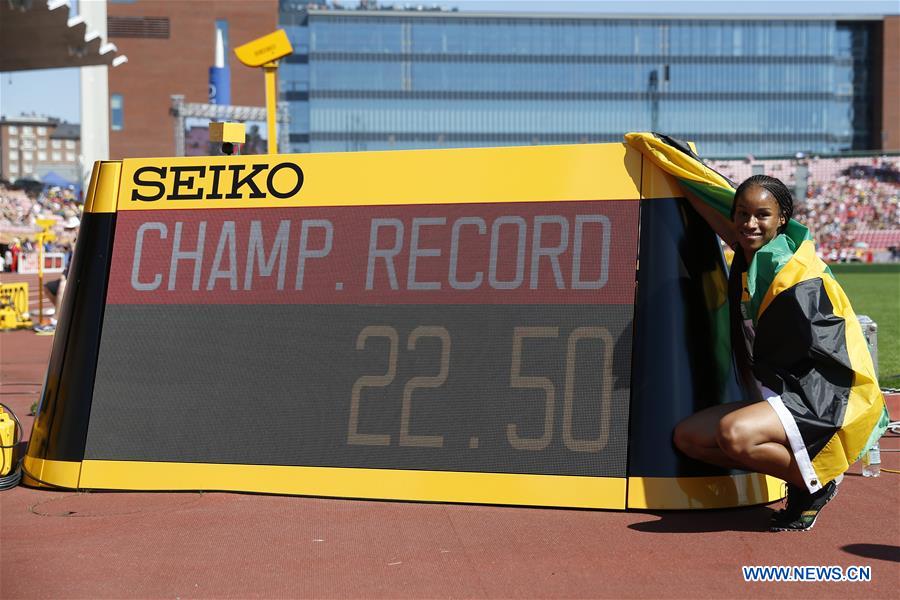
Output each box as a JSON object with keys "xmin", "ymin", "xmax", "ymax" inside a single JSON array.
[
  {"xmin": 757, "ymin": 240, "xmax": 885, "ymax": 484},
  {"xmin": 811, "ymin": 273, "xmax": 884, "ymax": 484},
  {"xmin": 623, "ymin": 132, "xmax": 733, "ymax": 191},
  {"xmin": 757, "ymin": 240, "xmax": 822, "ymax": 319}
]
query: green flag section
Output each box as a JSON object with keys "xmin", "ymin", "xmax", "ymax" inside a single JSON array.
[{"xmin": 625, "ymin": 132, "xmax": 890, "ymax": 491}]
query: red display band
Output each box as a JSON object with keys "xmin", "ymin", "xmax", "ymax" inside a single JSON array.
[{"xmin": 107, "ymin": 200, "xmax": 639, "ymax": 305}]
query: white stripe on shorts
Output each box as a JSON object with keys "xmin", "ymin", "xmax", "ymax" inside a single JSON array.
[{"xmin": 759, "ymin": 383, "xmax": 821, "ymax": 493}]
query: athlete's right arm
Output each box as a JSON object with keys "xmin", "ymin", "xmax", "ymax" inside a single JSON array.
[{"xmin": 683, "ymin": 189, "xmax": 740, "ymax": 250}]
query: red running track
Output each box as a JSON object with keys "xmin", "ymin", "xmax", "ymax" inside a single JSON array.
[{"xmin": 1, "ymin": 322, "xmax": 898, "ymax": 598}]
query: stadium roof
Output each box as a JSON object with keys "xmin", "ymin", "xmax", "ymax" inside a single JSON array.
[
  {"xmin": 299, "ymin": 0, "xmax": 898, "ymax": 19},
  {"xmin": 307, "ymin": 9, "xmax": 888, "ymax": 21},
  {"xmin": 0, "ymin": 0, "xmax": 127, "ymax": 72}
]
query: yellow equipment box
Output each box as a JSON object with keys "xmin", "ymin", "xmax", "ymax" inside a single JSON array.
[
  {"xmin": 0, "ymin": 408, "xmax": 15, "ymax": 477},
  {"xmin": 0, "ymin": 283, "xmax": 33, "ymax": 330}
]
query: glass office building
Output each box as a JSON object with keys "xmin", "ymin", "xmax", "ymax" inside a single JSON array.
[{"xmin": 279, "ymin": 3, "xmax": 882, "ymax": 157}]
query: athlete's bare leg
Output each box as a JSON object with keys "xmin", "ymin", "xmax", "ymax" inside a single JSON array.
[
  {"xmin": 673, "ymin": 401, "xmax": 753, "ymax": 470},
  {"xmin": 716, "ymin": 401, "xmax": 805, "ymax": 488},
  {"xmin": 673, "ymin": 400, "xmax": 805, "ymax": 488}
]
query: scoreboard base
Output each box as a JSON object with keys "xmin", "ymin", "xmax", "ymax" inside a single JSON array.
[
  {"xmin": 627, "ymin": 474, "xmax": 783, "ymax": 510},
  {"xmin": 26, "ymin": 457, "xmax": 627, "ymax": 509},
  {"xmin": 25, "ymin": 456, "xmax": 781, "ymax": 511}
]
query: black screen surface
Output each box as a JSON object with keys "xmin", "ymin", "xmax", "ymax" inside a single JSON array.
[
  {"xmin": 86, "ymin": 305, "xmax": 633, "ymax": 476},
  {"xmin": 85, "ymin": 201, "xmax": 638, "ymax": 478}
]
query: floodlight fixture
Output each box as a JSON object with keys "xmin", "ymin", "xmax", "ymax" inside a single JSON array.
[{"xmin": 234, "ymin": 30, "xmax": 293, "ymax": 154}]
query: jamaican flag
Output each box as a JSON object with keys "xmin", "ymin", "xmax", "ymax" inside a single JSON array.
[{"xmin": 626, "ymin": 132, "xmax": 890, "ymax": 492}]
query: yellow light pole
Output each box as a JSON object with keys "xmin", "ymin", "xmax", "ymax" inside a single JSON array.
[
  {"xmin": 234, "ymin": 30, "xmax": 293, "ymax": 155},
  {"xmin": 34, "ymin": 218, "xmax": 56, "ymax": 329},
  {"xmin": 263, "ymin": 62, "xmax": 279, "ymax": 154}
]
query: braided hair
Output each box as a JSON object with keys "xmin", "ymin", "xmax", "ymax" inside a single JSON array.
[
  {"xmin": 730, "ymin": 175, "xmax": 794, "ymax": 231},
  {"xmin": 727, "ymin": 175, "xmax": 794, "ymax": 394}
]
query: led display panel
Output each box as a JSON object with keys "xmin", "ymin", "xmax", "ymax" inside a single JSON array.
[{"xmin": 30, "ymin": 145, "xmax": 648, "ymax": 508}]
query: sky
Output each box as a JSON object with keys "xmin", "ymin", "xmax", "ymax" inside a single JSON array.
[{"xmin": 1, "ymin": 0, "xmax": 898, "ymax": 124}]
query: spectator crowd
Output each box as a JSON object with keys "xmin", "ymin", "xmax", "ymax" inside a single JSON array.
[
  {"xmin": 2, "ymin": 154, "xmax": 899, "ymax": 269},
  {"xmin": 1, "ymin": 182, "xmax": 79, "ymax": 273},
  {"xmin": 800, "ymin": 172, "xmax": 900, "ymax": 262},
  {"xmin": 708, "ymin": 155, "xmax": 900, "ymax": 262}
]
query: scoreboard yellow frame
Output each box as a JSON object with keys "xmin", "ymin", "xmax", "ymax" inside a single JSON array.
[{"xmin": 24, "ymin": 143, "xmax": 783, "ymax": 510}]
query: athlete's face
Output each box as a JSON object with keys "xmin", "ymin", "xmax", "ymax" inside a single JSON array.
[{"xmin": 733, "ymin": 186, "xmax": 786, "ymax": 261}]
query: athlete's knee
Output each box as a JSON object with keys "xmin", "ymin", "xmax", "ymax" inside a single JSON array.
[{"xmin": 716, "ymin": 417, "xmax": 754, "ymax": 460}]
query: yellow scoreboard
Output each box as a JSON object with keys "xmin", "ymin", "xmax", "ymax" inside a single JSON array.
[{"xmin": 25, "ymin": 143, "xmax": 782, "ymax": 510}]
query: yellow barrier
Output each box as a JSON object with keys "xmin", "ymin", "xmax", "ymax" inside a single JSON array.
[
  {"xmin": 0, "ymin": 408, "xmax": 15, "ymax": 476},
  {"xmin": 0, "ymin": 283, "xmax": 33, "ymax": 330}
]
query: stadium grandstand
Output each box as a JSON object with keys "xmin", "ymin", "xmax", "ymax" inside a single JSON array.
[
  {"xmin": 0, "ymin": 183, "xmax": 79, "ymax": 273},
  {"xmin": 2, "ymin": 152, "xmax": 898, "ymax": 269},
  {"xmin": 709, "ymin": 153, "xmax": 900, "ymax": 262}
]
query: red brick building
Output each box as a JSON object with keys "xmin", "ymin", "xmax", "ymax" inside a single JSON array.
[
  {"xmin": 107, "ymin": 0, "xmax": 278, "ymax": 159},
  {"xmin": 0, "ymin": 116, "xmax": 81, "ymax": 183}
]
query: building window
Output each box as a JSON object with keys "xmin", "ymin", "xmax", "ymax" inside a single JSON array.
[
  {"xmin": 9, "ymin": 139, "xmax": 17, "ymax": 149},
  {"xmin": 52, "ymin": 151, "xmax": 62, "ymax": 161},
  {"xmin": 51, "ymin": 140, "xmax": 61, "ymax": 149},
  {"xmin": 65, "ymin": 140, "xmax": 76, "ymax": 149},
  {"xmin": 22, "ymin": 126, "xmax": 33, "ymax": 136},
  {"xmin": 38, "ymin": 151, "xmax": 47, "ymax": 161},
  {"xmin": 23, "ymin": 163, "xmax": 32, "ymax": 173},
  {"xmin": 8, "ymin": 150, "xmax": 16, "ymax": 161},
  {"xmin": 66, "ymin": 152, "xmax": 76, "ymax": 162},
  {"xmin": 37, "ymin": 126, "xmax": 47, "ymax": 135},
  {"xmin": 8, "ymin": 126, "xmax": 17, "ymax": 135},
  {"xmin": 9, "ymin": 163, "xmax": 18, "ymax": 173},
  {"xmin": 22, "ymin": 151, "xmax": 33, "ymax": 161},
  {"xmin": 111, "ymin": 94, "xmax": 124, "ymax": 131},
  {"xmin": 108, "ymin": 16, "xmax": 170, "ymax": 38},
  {"xmin": 38, "ymin": 139, "xmax": 47, "ymax": 149}
]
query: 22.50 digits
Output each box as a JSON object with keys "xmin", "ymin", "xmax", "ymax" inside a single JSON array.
[
  {"xmin": 346, "ymin": 325, "xmax": 613, "ymax": 452},
  {"xmin": 347, "ymin": 325, "xmax": 451, "ymax": 448}
]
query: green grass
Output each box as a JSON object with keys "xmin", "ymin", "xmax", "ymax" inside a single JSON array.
[
  {"xmin": 832, "ymin": 266, "xmax": 900, "ymax": 388},
  {"xmin": 829, "ymin": 263, "xmax": 900, "ymax": 275}
]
